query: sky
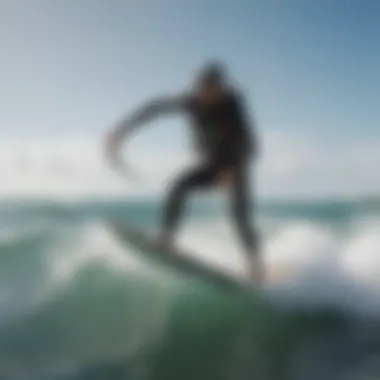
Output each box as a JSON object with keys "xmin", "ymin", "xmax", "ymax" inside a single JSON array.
[{"xmin": 0, "ymin": 0, "xmax": 379, "ymax": 199}]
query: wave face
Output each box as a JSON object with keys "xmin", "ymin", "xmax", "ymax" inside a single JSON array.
[{"xmin": 1, "ymin": 198, "xmax": 380, "ymax": 380}]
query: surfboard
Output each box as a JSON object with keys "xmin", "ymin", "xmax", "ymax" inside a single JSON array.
[{"xmin": 107, "ymin": 220, "xmax": 258, "ymax": 295}]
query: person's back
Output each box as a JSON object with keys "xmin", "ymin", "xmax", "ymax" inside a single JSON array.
[{"xmin": 186, "ymin": 87, "xmax": 253, "ymax": 165}]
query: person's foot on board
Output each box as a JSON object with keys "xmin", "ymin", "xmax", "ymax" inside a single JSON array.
[
  {"xmin": 247, "ymin": 255, "xmax": 265, "ymax": 287},
  {"xmin": 154, "ymin": 233, "xmax": 174, "ymax": 253}
]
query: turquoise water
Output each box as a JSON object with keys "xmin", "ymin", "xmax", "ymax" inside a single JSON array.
[{"xmin": 1, "ymin": 198, "xmax": 380, "ymax": 380}]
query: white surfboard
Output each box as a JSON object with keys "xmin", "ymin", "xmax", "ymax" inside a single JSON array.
[{"xmin": 107, "ymin": 220, "xmax": 260, "ymax": 295}]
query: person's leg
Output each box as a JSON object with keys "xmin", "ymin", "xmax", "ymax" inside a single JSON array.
[
  {"xmin": 159, "ymin": 164, "xmax": 214, "ymax": 245},
  {"xmin": 229, "ymin": 163, "xmax": 263, "ymax": 283}
]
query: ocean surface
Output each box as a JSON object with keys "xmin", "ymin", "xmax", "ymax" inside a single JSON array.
[{"xmin": 1, "ymin": 197, "xmax": 380, "ymax": 380}]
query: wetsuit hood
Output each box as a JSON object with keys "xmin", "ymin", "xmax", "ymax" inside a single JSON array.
[{"xmin": 197, "ymin": 61, "xmax": 227, "ymax": 85}]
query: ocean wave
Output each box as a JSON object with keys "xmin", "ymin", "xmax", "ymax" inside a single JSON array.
[
  {"xmin": 2, "ymin": 209, "xmax": 380, "ymax": 322},
  {"xmin": 1, "ymin": 201, "xmax": 380, "ymax": 379}
]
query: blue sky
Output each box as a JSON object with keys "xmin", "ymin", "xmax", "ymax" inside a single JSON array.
[{"xmin": 0, "ymin": 0, "xmax": 379, "ymax": 197}]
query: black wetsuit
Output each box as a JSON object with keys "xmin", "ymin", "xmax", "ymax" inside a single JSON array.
[{"xmin": 119, "ymin": 88, "xmax": 259, "ymax": 257}]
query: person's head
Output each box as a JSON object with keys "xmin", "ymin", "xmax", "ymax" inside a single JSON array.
[{"xmin": 194, "ymin": 61, "xmax": 228, "ymax": 102}]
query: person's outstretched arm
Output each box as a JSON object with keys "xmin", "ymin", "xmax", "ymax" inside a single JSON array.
[{"xmin": 105, "ymin": 95, "xmax": 189, "ymax": 158}]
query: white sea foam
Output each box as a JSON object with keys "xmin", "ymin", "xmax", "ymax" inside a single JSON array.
[
  {"xmin": 177, "ymin": 217, "xmax": 380, "ymax": 316},
  {"xmin": 41, "ymin": 215, "xmax": 380, "ymax": 317}
]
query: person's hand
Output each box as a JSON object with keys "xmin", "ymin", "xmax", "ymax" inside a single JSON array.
[
  {"xmin": 104, "ymin": 128, "xmax": 142, "ymax": 182},
  {"xmin": 104, "ymin": 128, "xmax": 123, "ymax": 163}
]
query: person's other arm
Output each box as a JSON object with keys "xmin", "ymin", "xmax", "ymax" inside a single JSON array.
[
  {"xmin": 232, "ymin": 91, "xmax": 260, "ymax": 159},
  {"xmin": 110, "ymin": 95, "xmax": 188, "ymax": 139}
]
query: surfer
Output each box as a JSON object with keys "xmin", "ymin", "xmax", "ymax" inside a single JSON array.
[{"xmin": 105, "ymin": 61, "xmax": 263, "ymax": 284}]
